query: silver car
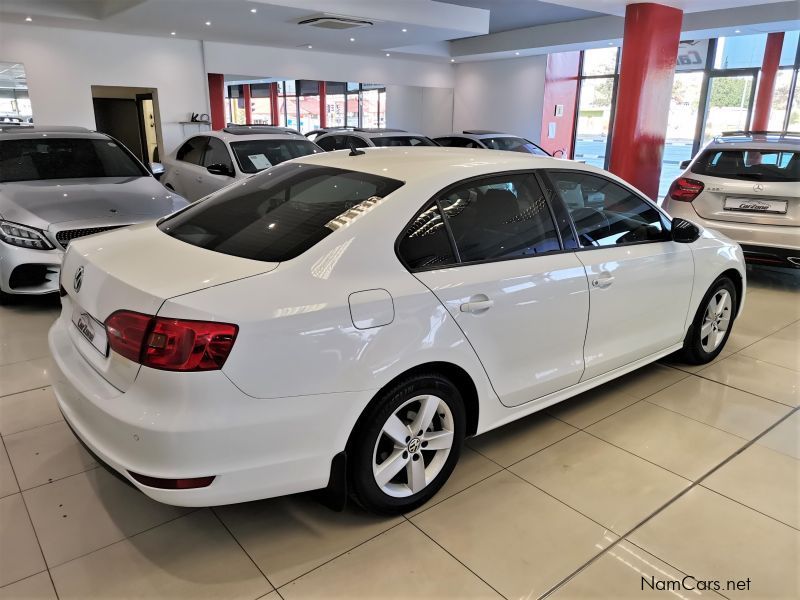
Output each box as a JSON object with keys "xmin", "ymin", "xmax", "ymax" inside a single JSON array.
[
  {"xmin": 0, "ymin": 126, "xmax": 188, "ymax": 299},
  {"xmin": 663, "ymin": 131, "xmax": 799, "ymax": 268},
  {"xmin": 433, "ymin": 130, "xmax": 551, "ymax": 156}
]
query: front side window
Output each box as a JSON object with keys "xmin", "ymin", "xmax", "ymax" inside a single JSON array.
[
  {"xmin": 230, "ymin": 139, "xmax": 320, "ymax": 173},
  {"xmin": 435, "ymin": 137, "xmax": 479, "ymax": 148},
  {"xmin": 316, "ymin": 136, "xmax": 340, "ymax": 151},
  {"xmin": 371, "ymin": 136, "xmax": 436, "ymax": 147},
  {"xmin": 480, "ymin": 137, "xmax": 549, "ymax": 156},
  {"xmin": 0, "ymin": 137, "xmax": 148, "ymax": 182},
  {"xmin": 159, "ymin": 163, "xmax": 403, "ymax": 262},
  {"xmin": 548, "ymin": 171, "xmax": 669, "ymax": 247},
  {"xmin": 176, "ymin": 136, "xmax": 207, "ymax": 164},
  {"xmin": 691, "ymin": 149, "xmax": 799, "ymax": 183},
  {"xmin": 203, "ymin": 138, "xmax": 234, "ymax": 170},
  {"xmin": 438, "ymin": 174, "xmax": 561, "ymax": 263}
]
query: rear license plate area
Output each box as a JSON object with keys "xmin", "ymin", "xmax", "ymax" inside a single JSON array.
[
  {"xmin": 724, "ymin": 197, "xmax": 788, "ymax": 214},
  {"xmin": 71, "ymin": 306, "xmax": 109, "ymax": 357}
]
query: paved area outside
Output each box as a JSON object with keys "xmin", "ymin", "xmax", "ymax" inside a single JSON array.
[{"xmin": 0, "ymin": 265, "xmax": 798, "ymax": 599}]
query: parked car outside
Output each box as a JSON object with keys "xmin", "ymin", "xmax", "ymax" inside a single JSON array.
[
  {"xmin": 314, "ymin": 128, "xmax": 437, "ymax": 151},
  {"xmin": 663, "ymin": 131, "xmax": 799, "ymax": 268},
  {"xmin": 434, "ymin": 130, "xmax": 550, "ymax": 156},
  {"xmin": 160, "ymin": 125, "xmax": 322, "ymax": 201},
  {"xmin": 50, "ymin": 147, "xmax": 745, "ymax": 514},
  {"xmin": 0, "ymin": 126, "xmax": 187, "ymax": 300}
]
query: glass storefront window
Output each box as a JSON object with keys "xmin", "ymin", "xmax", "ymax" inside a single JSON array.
[
  {"xmin": 768, "ymin": 69, "xmax": 794, "ymax": 131},
  {"xmin": 702, "ymin": 75, "xmax": 755, "ymax": 143},
  {"xmin": 361, "ymin": 89, "xmax": 379, "ymax": 128},
  {"xmin": 789, "ymin": 73, "xmax": 800, "ymax": 131},
  {"xmin": 581, "ymin": 47, "xmax": 618, "ymax": 76},
  {"xmin": 660, "ymin": 71, "xmax": 705, "ymax": 197},
  {"xmin": 714, "ymin": 34, "xmax": 768, "ymax": 69},
  {"xmin": 780, "ymin": 31, "xmax": 799, "ymax": 66},
  {"xmin": 299, "ymin": 95, "xmax": 321, "ymax": 133},
  {"xmin": 573, "ymin": 77, "xmax": 615, "ymax": 168}
]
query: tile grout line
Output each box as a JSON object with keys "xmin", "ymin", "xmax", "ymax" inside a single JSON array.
[
  {"xmin": 538, "ymin": 404, "xmax": 800, "ymax": 599},
  {"xmin": 1, "ymin": 417, "xmax": 65, "ymax": 440},
  {"xmin": 695, "ymin": 484, "xmax": 800, "ymax": 532},
  {"xmin": 210, "ymin": 507, "xmax": 277, "ymax": 594},
  {"xmin": 0, "ymin": 435, "xmax": 60, "ymax": 598},
  {"xmin": 402, "ymin": 514, "xmax": 510, "ymax": 600}
]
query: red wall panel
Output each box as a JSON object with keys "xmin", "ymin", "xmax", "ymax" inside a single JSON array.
[
  {"xmin": 540, "ymin": 51, "xmax": 581, "ymax": 158},
  {"xmin": 752, "ymin": 32, "xmax": 785, "ymax": 131},
  {"xmin": 207, "ymin": 73, "xmax": 225, "ymax": 131}
]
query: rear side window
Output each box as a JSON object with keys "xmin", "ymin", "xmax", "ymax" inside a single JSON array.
[
  {"xmin": 548, "ymin": 171, "xmax": 669, "ymax": 247},
  {"xmin": 176, "ymin": 137, "xmax": 207, "ymax": 164},
  {"xmin": 159, "ymin": 163, "xmax": 403, "ymax": 262},
  {"xmin": 481, "ymin": 137, "xmax": 549, "ymax": 156},
  {"xmin": 371, "ymin": 136, "xmax": 437, "ymax": 147},
  {"xmin": 316, "ymin": 136, "xmax": 340, "ymax": 151},
  {"xmin": 692, "ymin": 149, "xmax": 799, "ymax": 182},
  {"xmin": 397, "ymin": 204, "xmax": 456, "ymax": 269},
  {"xmin": 203, "ymin": 138, "xmax": 234, "ymax": 170},
  {"xmin": 439, "ymin": 174, "xmax": 560, "ymax": 262},
  {"xmin": 435, "ymin": 137, "xmax": 480, "ymax": 148}
]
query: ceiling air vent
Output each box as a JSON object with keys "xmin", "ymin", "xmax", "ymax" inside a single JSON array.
[{"xmin": 297, "ymin": 14, "xmax": 374, "ymax": 30}]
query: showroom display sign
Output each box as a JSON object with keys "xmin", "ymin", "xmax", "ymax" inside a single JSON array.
[{"xmin": 676, "ymin": 40, "xmax": 709, "ymax": 70}]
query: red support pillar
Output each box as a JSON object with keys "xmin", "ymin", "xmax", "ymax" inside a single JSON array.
[
  {"xmin": 319, "ymin": 81, "xmax": 327, "ymax": 129},
  {"xmin": 751, "ymin": 32, "xmax": 785, "ymax": 131},
  {"xmin": 608, "ymin": 3, "xmax": 683, "ymax": 200},
  {"xmin": 207, "ymin": 73, "xmax": 225, "ymax": 131},
  {"xmin": 269, "ymin": 82, "xmax": 279, "ymax": 125},
  {"xmin": 539, "ymin": 51, "xmax": 581, "ymax": 158},
  {"xmin": 243, "ymin": 84, "xmax": 253, "ymax": 125}
]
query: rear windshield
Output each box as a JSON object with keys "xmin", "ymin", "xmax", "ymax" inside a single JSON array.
[
  {"xmin": 0, "ymin": 137, "xmax": 147, "ymax": 182},
  {"xmin": 481, "ymin": 137, "xmax": 549, "ymax": 156},
  {"xmin": 230, "ymin": 139, "xmax": 321, "ymax": 174},
  {"xmin": 158, "ymin": 163, "xmax": 404, "ymax": 262},
  {"xmin": 692, "ymin": 149, "xmax": 799, "ymax": 182},
  {"xmin": 371, "ymin": 136, "xmax": 437, "ymax": 147}
]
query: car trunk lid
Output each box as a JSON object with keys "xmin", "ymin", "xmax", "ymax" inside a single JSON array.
[
  {"xmin": 692, "ymin": 176, "xmax": 798, "ymax": 227},
  {"xmin": 59, "ymin": 223, "xmax": 278, "ymax": 391}
]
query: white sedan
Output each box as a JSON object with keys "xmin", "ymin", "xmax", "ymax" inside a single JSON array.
[{"xmin": 48, "ymin": 148, "xmax": 745, "ymax": 514}]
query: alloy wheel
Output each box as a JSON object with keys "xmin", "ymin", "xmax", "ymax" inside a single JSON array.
[
  {"xmin": 700, "ymin": 289, "xmax": 732, "ymax": 352},
  {"xmin": 372, "ymin": 394, "xmax": 454, "ymax": 498}
]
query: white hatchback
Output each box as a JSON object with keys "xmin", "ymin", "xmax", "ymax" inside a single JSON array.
[
  {"xmin": 663, "ymin": 131, "xmax": 799, "ymax": 268},
  {"xmin": 160, "ymin": 126, "xmax": 322, "ymax": 201},
  {"xmin": 49, "ymin": 148, "xmax": 745, "ymax": 514}
]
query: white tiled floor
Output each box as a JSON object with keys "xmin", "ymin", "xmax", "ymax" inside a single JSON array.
[{"xmin": 0, "ymin": 265, "xmax": 797, "ymax": 599}]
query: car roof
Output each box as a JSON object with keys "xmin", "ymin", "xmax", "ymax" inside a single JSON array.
[
  {"xmin": 0, "ymin": 126, "xmax": 108, "ymax": 140},
  {"xmin": 292, "ymin": 146, "xmax": 587, "ymax": 182},
  {"xmin": 706, "ymin": 131, "xmax": 800, "ymax": 151},
  {"xmin": 435, "ymin": 132, "xmax": 523, "ymax": 140},
  {"xmin": 203, "ymin": 127, "xmax": 308, "ymax": 143}
]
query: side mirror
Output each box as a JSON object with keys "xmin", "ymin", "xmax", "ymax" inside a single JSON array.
[
  {"xmin": 671, "ymin": 217, "xmax": 701, "ymax": 243},
  {"xmin": 679, "ymin": 159, "xmax": 691, "ymax": 170},
  {"xmin": 150, "ymin": 162, "xmax": 165, "ymax": 180},
  {"xmin": 207, "ymin": 163, "xmax": 234, "ymax": 177}
]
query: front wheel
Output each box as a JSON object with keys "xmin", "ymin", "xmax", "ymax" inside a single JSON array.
[
  {"xmin": 680, "ymin": 276, "xmax": 737, "ymax": 365},
  {"xmin": 348, "ymin": 374, "xmax": 465, "ymax": 515}
]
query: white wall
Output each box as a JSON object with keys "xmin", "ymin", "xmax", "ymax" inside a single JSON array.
[
  {"xmin": 385, "ymin": 85, "xmax": 453, "ymax": 134},
  {"xmin": 0, "ymin": 23, "xmax": 208, "ymax": 154},
  {"xmin": 453, "ymin": 55, "xmax": 547, "ymax": 142},
  {"xmin": 203, "ymin": 41, "xmax": 455, "ymax": 89}
]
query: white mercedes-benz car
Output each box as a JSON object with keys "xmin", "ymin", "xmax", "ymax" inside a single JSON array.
[
  {"xmin": 663, "ymin": 131, "xmax": 798, "ymax": 268},
  {"xmin": 49, "ymin": 147, "xmax": 745, "ymax": 514}
]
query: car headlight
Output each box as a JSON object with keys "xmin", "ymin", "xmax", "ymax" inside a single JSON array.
[{"xmin": 0, "ymin": 221, "xmax": 55, "ymax": 250}]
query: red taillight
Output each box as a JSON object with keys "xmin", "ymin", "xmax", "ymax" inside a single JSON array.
[
  {"xmin": 668, "ymin": 177, "xmax": 704, "ymax": 202},
  {"xmin": 104, "ymin": 310, "xmax": 238, "ymax": 371}
]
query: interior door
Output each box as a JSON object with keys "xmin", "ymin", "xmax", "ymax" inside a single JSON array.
[
  {"xmin": 402, "ymin": 172, "xmax": 590, "ymax": 407},
  {"xmin": 546, "ymin": 170, "xmax": 695, "ymax": 380}
]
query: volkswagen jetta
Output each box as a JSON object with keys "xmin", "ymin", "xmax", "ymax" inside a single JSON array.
[{"xmin": 49, "ymin": 147, "xmax": 745, "ymax": 514}]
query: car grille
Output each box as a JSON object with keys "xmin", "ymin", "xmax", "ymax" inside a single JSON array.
[{"xmin": 55, "ymin": 226, "xmax": 128, "ymax": 249}]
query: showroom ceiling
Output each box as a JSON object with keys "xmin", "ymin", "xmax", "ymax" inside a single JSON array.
[{"xmin": 0, "ymin": 0, "xmax": 796, "ymax": 62}]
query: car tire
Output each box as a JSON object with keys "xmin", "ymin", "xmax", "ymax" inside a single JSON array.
[
  {"xmin": 680, "ymin": 276, "xmax": 737, "ymax": 365},
  {"xmin": 348, "ymin": 373, "xmax": 465, "ymax": 515}
]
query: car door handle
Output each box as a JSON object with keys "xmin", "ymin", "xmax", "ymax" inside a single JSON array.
[
  {"xmin": 592, "ymin": 276, "xmax": 615, "ymax": 289},
  {"xmin": 460, "ymin": 297, "xmax": 494, "ymax": 313}
]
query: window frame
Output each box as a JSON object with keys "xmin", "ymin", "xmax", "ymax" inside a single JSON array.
[
  {"xmin": 540, "ymin": 168, "xmax": 675, "ymax": 252},
  {"xmin": 395, "ymin": 169, "xmax": 569, "ymax": 273}
]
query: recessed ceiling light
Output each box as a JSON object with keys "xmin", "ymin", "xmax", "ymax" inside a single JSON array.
[
  {"xmin": 450, "ymin": 58, "xmax": 455, "ymax": 62},
  {"xmin": 401, "ymin": 28, "xmax": 407, "ymax": 32},
  {"xmin": 250, "ymin": 8, "xmax": 257, "ymax": 13},
  {"xmin": 205, "ymin": 21, "xmax": 211, "ymax": 26},
  {"xmin": 385, "ymin": 52, "xmax": 391, "ymax": 57},
  {"xmin": 515, "ymin": 51, "xmax": 520, "ymax": 56},
  {"xmin": 349, "ymin": 37, "xmax": 355, "ymax": 42},
  {"xmin": 25, "ymin": 16, "xmax": 32, "ymax": 22},
  {"xmin": 608, "ymin": 42, "xmax": 613, "ymax": 46},
  {"xmin": 734, "ymin": 29, "xmax": 741, "ymax": 33},
  {"xmin": 170, "ymin": 31, "xmax": 176, "ymax": 35}
]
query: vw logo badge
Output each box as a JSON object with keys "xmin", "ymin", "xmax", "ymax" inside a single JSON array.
[
  {"xmin": 73, "ymin": 266, "xmax": 84, "ymax": 293},
  {"xmin": 753, "ymin": 183, "xmax": 764, "ymax": 192},
  {"xmin": 407, "ymin": 438, "xmax": 421, "ymax": 453}
]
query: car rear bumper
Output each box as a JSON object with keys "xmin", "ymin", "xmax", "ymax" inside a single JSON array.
[
  {"xmin": 0, "ymin": 241, "xmax": 62, "ymax": 294},
  {"xmin": 664, "ymin": 201, "xmax": 800, "ymax": 265},
  {"xmin": 48, "ymin": 315, "xmax": 375, "ymax": 506}
]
